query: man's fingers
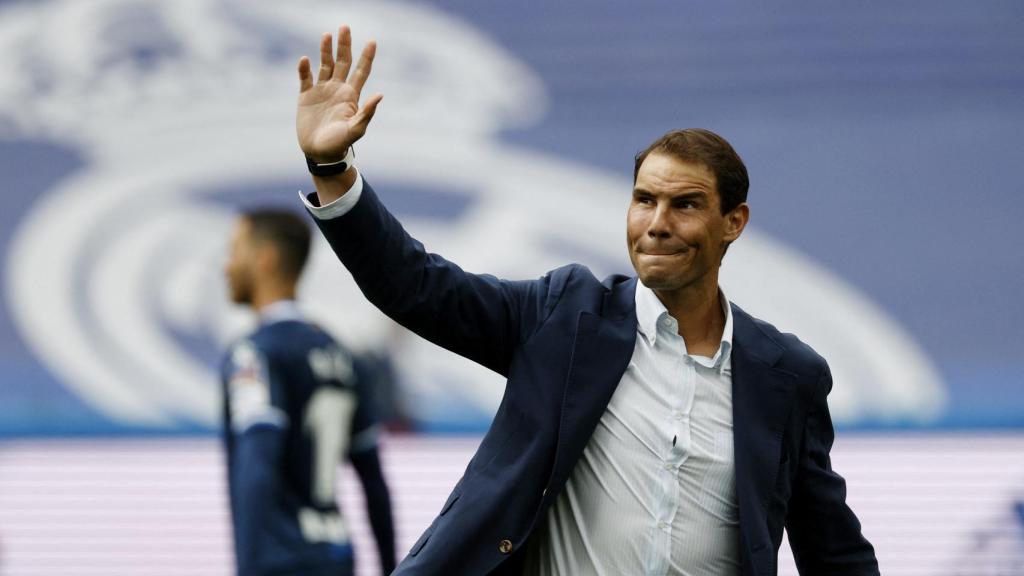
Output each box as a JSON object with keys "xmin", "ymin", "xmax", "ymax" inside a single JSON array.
[
  {"xmin": 317, "ymin": 33, "xmax": 334, "ymax": 83},
  {"xmin": 297, "ymin": 56, "xmax": 313, "ymax": 92},
  {"xmin": 351, "ymin": 93, "xmax": 383, "ymax": 134},
  {"xmin": 333, "ymin": 25, "xmax": 353, "ymax": 82},
  {"xmin": 348, "ymin": 41, "xmax": 376, "ymax": 94}
]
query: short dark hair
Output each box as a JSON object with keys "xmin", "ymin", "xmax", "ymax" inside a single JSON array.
[
  {"xmin": 242, "ymin": 208, "xmax": 312, "ymax": 281},
  {"xmin": 634, "ymin": 129, "xmax": 749, "ymax": 214}
]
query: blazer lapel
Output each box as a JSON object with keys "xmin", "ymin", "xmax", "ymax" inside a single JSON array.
[
  {"xmin": 542, "ymin": 276, "xmax": 637, "ymax": 502},
  {"xmin": 730, "ymin": 305, "xmax": 797, "ymax": 560}
]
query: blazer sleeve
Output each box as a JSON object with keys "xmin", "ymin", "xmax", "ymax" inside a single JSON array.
[
  {"xmin": 307, "ymin": 180, "xmax": 564, "ymax": 377},
  {"xmin": 786, "ymin": 365, "xmax": 880, "ymax": 575}
]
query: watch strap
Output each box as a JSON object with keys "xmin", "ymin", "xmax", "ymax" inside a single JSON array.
[{"xmin": 305, "ymin": 147, "xmax": 355, "ymax": 177}]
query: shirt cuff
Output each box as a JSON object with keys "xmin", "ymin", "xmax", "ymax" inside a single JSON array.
[{"xmin": 298, "ymin": 170, "xmax": 364, "ymax": 220}]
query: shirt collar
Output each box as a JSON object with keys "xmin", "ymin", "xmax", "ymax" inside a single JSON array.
[
  {"xmin": 635, "ymin": 281, "xmax": 667, "ymax": 346},
  {"xmin": 259, "ymin": 299, "xmax": 304, "ymax": 325},
  {"xmin": 634, "ymin": 282, "xmax": 734, "ymax": 372}
]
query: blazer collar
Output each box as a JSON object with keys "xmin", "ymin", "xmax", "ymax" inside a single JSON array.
[
  {"xmin": 729, "ymin": 303, "xmax": 785, "ymax": 368},
  {"xmin": 541, "ymin": 275, "xmax": 636, "ymax": 508}
]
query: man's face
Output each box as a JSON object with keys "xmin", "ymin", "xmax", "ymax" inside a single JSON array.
[
  {"xmin": 225, "ymin": 219, "xmax": 257, "ymax": 306},
  {"xmin": 626, "ymin": 153, "xmax": 747, "ymax": 293}
]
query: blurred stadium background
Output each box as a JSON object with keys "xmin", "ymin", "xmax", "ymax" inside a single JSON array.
[{"xmin": 1, "ymin": 0, "xmax": 1022, "ymax": 574}]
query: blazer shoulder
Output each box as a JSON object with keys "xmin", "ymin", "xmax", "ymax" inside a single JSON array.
[
  {"xmin": 547, "ymin": 262, "xmax": 588, "ymax": 285},
  {"xmin": 535, "ymin": 263, "xmax": 601, "ymax": 316},
  {"xmin": 550, "ymin": 262, "xmax": 600, "ymax": 285},
  {"xmin": 543, "ymin": 262, "xmax": 608, "ymax": 297},
  {"xmin": 524, "ymin": 263, "xmax": 628, "ymax": 332},
  {"xmin": 733, "ymin": 304, "xmax": 828, "ymax": 380},
  {"xmin": 548, "ymin": 263, "xmax": 632, "ymax": 308}
]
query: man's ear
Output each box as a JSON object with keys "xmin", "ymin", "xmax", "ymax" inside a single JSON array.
[{"xmin": 723, "ymin": 202, "xmax": 750, "ymax": 243}]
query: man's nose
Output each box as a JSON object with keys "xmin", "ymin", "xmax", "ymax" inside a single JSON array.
[{"xmin": 647, "ymin": 204, "xmax": 671, "ymax": 238}]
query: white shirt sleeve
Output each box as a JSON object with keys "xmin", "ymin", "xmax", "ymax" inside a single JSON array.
[
  {"xmin": 227, "ymin": 341, "xmax": 289, "ymax": 433},
  {"xmin": 297, "ymin": 170, "xmax": 365, "ymax": 220}
]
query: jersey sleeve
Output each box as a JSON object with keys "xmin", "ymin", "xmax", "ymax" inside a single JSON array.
[{"xmin": 225, "ymin": 339, "xmax": 289, "ymax": 434}]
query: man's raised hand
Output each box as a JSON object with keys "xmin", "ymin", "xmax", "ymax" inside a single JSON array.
[{"xmin": 297, "ymin": 26, "xmax": 383, "ymax": 163}]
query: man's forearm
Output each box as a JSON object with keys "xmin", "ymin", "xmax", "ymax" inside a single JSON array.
[
  {"xmin": 352, "ymin": 448, "xmax": 397, "ymax": 574},
  {"xmin": 233, "ymin": 429, "xmax": 285, "ymax": 576}
]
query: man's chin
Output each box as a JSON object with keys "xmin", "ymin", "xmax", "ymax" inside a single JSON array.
[{"xmin": 637, "ymin": 273, "xmax": 677, "ymax": 291}]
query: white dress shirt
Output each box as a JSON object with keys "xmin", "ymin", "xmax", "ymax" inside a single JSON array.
[
  {"xmin": 522, "ymin": 283, "xmax": 740, "ymax": 576},
  {"xmin": 301, "ymin": 177, "xmax": 740, "ymax": 574}
]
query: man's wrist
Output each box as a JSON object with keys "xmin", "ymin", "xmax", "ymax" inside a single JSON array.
[{"xmin": 312, "ymin": 165, "xmax": 358, "ymax": 206}]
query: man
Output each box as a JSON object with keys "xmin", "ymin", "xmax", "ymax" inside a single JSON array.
[
  {"xmin": 222, "ymin": 208, "xmax": 397, "ymax": 576},
  {"xmin": 293, "ymin": 26, "xmax": 880, "ymax": 575}
]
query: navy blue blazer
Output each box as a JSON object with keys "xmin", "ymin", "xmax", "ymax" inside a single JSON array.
[{"xmin": 309, "ymin": 180, "xmax": 879, "ymax": 576}]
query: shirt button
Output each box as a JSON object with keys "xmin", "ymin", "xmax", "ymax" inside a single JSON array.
[
  {"xmin": 673, "ymin": 411, "xmax": 684, "ymax": 421},
  {"xmin": 663, "ymin": 462, "xmax": 673, "ymax": 470},
  {"xmin": 658, "ymin": 521, "xmax": 668, "ymax": 530},
  {"xmin": 499, "ymin": 539, "xmax": 513, "ymax": 554}
]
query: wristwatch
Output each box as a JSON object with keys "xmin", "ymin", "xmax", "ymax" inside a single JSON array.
[{"xmin": 305, "ymin": 147, "xmax": 355, "ymax": 177}]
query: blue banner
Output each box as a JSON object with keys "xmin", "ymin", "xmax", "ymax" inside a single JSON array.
[{"xmin": 1, "ymin": 0, "xmax": 1022, "ymax": 434}]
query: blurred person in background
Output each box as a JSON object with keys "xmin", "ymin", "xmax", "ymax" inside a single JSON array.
[
  {"xmin": 222, "ymin": 208, "xmax": 397, "ymax": 576},
  {"xmin": 950, "ymin": 495, "xmax": 1024, "ymax": 575},
  {"xmin": 292, "ymin": 25, "xmax": 878, "ymax": 576}
]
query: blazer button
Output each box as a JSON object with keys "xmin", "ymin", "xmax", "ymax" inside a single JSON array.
[{"xmin": 499, "ymin": 539, "xmax": 513, "ymax": 554}]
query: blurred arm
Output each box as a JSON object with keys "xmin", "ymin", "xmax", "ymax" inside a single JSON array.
[
  {"xmin": 231, "ymin": 426, "xmax": 287, "ymax": 576},
  {"xmin": 351, "ymin": 445, "xmax": 397, "ymax": 575},
  {"xmin": 223, "ymin": 341, "xmax": 290, "ymax": 576}
]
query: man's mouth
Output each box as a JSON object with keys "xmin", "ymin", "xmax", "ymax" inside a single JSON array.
[{"xmin": 639, "ymin": 247, "xmax": 689, "ymax": 256}]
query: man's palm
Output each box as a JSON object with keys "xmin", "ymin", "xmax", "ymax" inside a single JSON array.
[{"xmin": 296, "ymin": 26, "xmax": 382, "ymax": 163}]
